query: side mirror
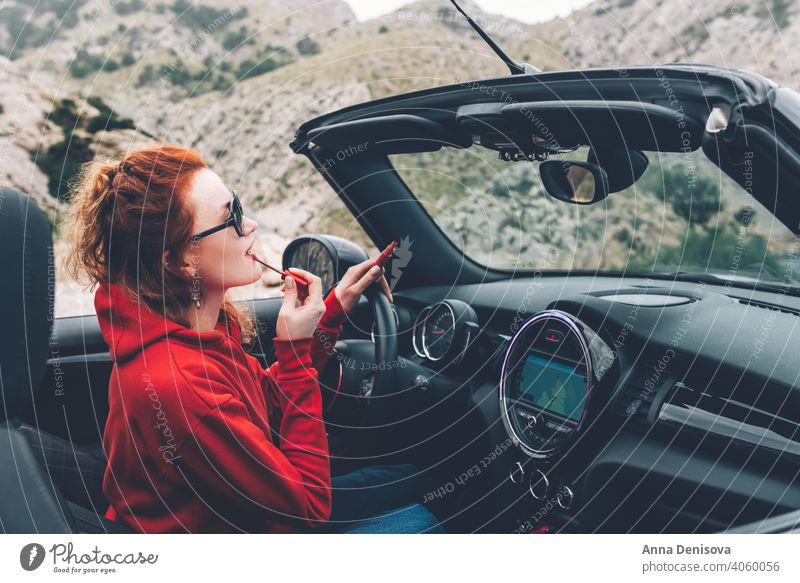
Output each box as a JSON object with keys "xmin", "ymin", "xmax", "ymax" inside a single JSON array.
[{"xmin": 539, "ymin": 160, "xmax": 610, "ymax": 204}]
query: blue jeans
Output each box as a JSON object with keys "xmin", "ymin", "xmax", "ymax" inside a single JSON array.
[{"xmin": 307, "ymin": 464, "xmax": 443, "ymax": 534}]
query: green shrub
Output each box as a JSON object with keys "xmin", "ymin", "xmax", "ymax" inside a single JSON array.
[
  {"xmin": 211, "ymin": 74, "xmax": 234, "ymax": 92},
  {"xmin": 113, "ymin": 0, "xmax": 144, "ymax": 16},
  {"xmin": 237, "ymin": 58, "xmax": 283, "ymax": 79},
  {"xmin": 171, "ymin": 0, "xmax": 231, "ymax": 30},
  {"xmin": 756, "ymin": 0, "xmax": 792, "ymax": 29},
  {"xmin": 629, "ymin": 222, "xmax": 785, "ymax": 277},
  {"xmin": 223, "ymin": 27, "xmax": 249, "ymax": 50},
  {"xmin": 87, "ymin": 111, "xmax": 135, "ymax": 133},
  {"xmin": 36, "ymin": 132, "xmax": 94, "ymax": 202},
  {"xmin": 49, "ymin": 99, "xmax": 82, "ymax": 128},
  {"xmin": 102, "ymin": 59, "xmax": 120, "ymax": 72},
  {"xmin": 136, "ymin": 64, "xmax": 156, "ymax": 87},
  {"xmin": 69, "ymin": 49, "xmax": 105, "ymax": 78},
  {"xmin": 296, "ymin": 36, "xmax": 320, "ymax": 56},
  {"xmin": 663, "ymin": 168, "xmax": 722, "ymax": 227}
]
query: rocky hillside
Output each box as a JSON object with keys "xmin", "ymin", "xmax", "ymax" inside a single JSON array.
[
  {"xmin": 1, "ymin": 0, "xmax": 569, "ymax": 315},
  {"xmin": 0, "ymin": 55, "xmax": 61, "ymax": 216},
  {"xmin": 2, "ymin": 0, "xmax": 798, "ymax": 315},
  {"xmin": 530, "ymin": 0, "xmax": 800, "ymax": 87},
  {"xmin": 0, "ymin": 53, "xmax": 153, "ymax": 218}
]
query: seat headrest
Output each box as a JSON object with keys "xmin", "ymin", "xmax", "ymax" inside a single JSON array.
[{"xmin": 0, "ymin": 188, "xmax": 54, "ymax": 421}]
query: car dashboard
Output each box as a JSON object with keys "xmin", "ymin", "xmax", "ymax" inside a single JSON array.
[{"xmin": 385, "ymin": 274, "xmax": 800, "ymax": 533}]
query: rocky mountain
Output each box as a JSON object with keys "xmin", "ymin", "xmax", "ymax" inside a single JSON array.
[
  {"xmin": 1, "ymin": 0, "xmax": 569, "ymax": 314},
  {"xmin": 530, "ymin": 0, "xmax": 800, "ymax": 88},
  {"xmin": 0, "ymin": 55, "xmax": 61, "ymax": 216},
  {"xmin": 2, "ymin": 0, "xmax": 798, "ymax": 315}
]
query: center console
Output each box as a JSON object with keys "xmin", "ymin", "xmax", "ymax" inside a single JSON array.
[{"xmin": 498, "ymin": 310, "xmax": 615, "ymax": 532}]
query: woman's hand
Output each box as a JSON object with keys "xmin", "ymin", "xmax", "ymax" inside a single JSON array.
[
  {"xmin": 275, "ymin": 268, "xmax": 325, "ymax": 341},
  {"xmin": 334, "ymin": 257, "xmax": 393, "ymax": 314}
]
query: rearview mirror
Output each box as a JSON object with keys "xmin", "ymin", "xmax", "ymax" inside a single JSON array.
[
  {"xmin": 539, "ymin": 160, "xmax": 610, "ymax": 204},
  {"xmin": 587, "ymin": 148, "xmax": 649, "ymax": 193}
]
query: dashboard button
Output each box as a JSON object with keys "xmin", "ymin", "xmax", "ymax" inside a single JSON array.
[
  {"xmin": 546, "ymin": 420, "xmax": 571, "ymax": 433},
  {"xmin": 509, "ymin": 462, "xmax": 524, "ymax": 484},
  {"xmin": 557, "ymin": 485, "xmax": 574, "ymax": 510},
  {"xmin": 528, "ymin": 469, "xmax": 549, "ymax": 500},
  {"xmin": 516, "ymin": 408, "xmax": 537, "ymax": 427}
]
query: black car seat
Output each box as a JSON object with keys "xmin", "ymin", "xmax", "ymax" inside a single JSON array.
[{"xmin": 0, "ymin": 187, "xmax": 132, "ymax": 533}]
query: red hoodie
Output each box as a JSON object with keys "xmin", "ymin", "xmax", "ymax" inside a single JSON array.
[{"xmin": 94, "ymin": 281, "xmax": 347, "ymax": 533}]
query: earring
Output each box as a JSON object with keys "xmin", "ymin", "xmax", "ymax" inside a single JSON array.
[{"xmin": 190, "ymin": 288, "xmax": 200, "ymax": 309}]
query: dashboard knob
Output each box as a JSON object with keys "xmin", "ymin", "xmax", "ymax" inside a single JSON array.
[
  {"xmin": 528, "ymin": 469, "xmax": 549, "ymax": 500},
  {"xmin": 414, "ymin": 374, "xmax": 429, "ymax": 392},
  {"xmin": 509, "ymin": 461, "xmax": 524, "ymax": 484},
  {"xmin": 557, "ymin": 485, "xmax": 574, "ymax": 510}
]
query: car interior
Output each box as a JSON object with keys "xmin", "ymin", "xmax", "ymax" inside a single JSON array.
[{"xmin": 2, "ymin": 63, "xmax": 800, "ymax": 534}]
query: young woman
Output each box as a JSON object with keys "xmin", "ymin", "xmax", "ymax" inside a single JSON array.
[{"xmin": 64, "ymin": 144, "xmax": 441, "ymax": 534}]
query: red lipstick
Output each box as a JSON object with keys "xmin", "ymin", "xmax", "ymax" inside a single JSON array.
[
  {"xmin": 374, "ymin": 240, "xmax": 398, "ymax": 269},
  {"xmin": 248, "ymin": 251, "xmax": 309, "ymax": 289}
]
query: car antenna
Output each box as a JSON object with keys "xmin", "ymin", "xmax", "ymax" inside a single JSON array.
[{"xmin": 449, "ymin": 0, "xmax": 540, "ymax": 74}]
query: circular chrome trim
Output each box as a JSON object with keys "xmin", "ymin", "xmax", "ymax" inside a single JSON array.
[
  {"xmin": 509, "ymin": 461, "xmax": 524, "ymax": 484},
  {"xmin": 421, "ymin": 301, "xmax": 456, "ymax": 362},
  {"xmin": 557, "ymin": 485, "xmax": 574, "ymax": 510},
  {"xmin": 498, "ymin": 310, "xmax": 594, "ymax": 458},
  {"xmin": 528, "ymin": 470, "xmax": 549, "ymax": 500},
  {"xmin": 411, "ymin": 305, "xmax": 432, "ymax": 358}
]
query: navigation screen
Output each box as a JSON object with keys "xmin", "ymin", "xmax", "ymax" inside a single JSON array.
[{"xmin": 519, "ymin": 354, "xmax": 586, "ymax": 421}]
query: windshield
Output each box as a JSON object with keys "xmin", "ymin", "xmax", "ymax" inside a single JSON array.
[{"xmin": 390, "ymin": 146, "xmax": 800, "ymax": 290}]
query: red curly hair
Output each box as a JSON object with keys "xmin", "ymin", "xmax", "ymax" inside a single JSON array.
[{"xmin": 63, "ymin": 143, "xmax": 256, "ymax": 345}]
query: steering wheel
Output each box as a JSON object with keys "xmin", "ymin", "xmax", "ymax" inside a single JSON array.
[{"xmin": 318, "ymin": 283, "xmax": 398, "ymax": 456}]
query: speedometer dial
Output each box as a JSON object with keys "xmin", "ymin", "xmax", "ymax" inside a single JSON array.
[
  {"xmin": 416, "ymin": 300, "xmax": 478, "ymax": 365},
  {"xmin": 422, "ymin": 303, "xmax": 456, "ymax": 361}
]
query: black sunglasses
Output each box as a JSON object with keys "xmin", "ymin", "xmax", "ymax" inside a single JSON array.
[{"xmin": 191, "ymin": 190, "xmax": 244, "ymax": 241}]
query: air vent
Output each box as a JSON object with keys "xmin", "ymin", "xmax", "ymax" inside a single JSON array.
[
  {"xmin": 617, "ymin": 366, "xmax": 661, "ymax": 425},
  {"xmin": 735, "ymin": 297, "xmax": 800, "ymax": 317},
  {"xmin": 488, "ymin": 333, "xmax": 512, "ymax": 372}
]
